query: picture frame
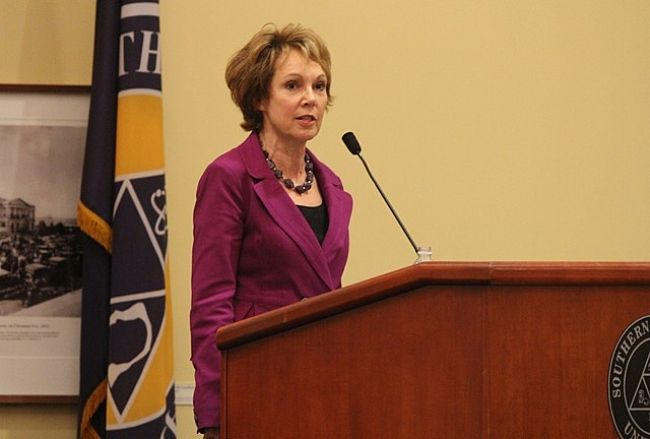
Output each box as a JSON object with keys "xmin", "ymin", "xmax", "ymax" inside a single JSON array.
[{"xmin": 0, "ymin": 83, "xmax": 90, "ymax": 404}]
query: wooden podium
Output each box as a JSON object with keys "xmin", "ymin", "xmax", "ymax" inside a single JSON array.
[{"xmin": 216, "ymin": 262, "xmax": 650, "ymax": 438}]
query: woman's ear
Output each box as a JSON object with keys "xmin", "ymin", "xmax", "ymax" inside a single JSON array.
[{"xmin": 255, "ymin": 97, "xmax": 266, "ymax": 112}]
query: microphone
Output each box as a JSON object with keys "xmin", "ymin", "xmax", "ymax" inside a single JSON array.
[{"xmin": 342, "ymin": 131, "xmax": 430, "ymax": 261}]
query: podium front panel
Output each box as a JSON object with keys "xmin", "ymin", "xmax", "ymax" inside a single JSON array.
[{"xmin": 219, "ymin": 263, "xmax": 650, "ymax": 438}]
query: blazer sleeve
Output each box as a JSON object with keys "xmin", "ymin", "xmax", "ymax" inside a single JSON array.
[{"xmin": 190, "ymin": 160, "xmax": 246, "ymax": 430}]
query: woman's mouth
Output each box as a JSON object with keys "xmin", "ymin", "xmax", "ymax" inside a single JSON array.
[{"xmin": 296, "ymin": 115, "xmax": 317, "ymax": 126}]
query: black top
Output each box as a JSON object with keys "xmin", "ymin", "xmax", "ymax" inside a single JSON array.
[{"xmin": 298, "ymin": 203, "xmax": 329, "ymax": 245}]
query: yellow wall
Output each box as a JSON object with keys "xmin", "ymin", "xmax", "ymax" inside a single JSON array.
[
  {"xmin": 0, "ymin": 1, "xmax": 94, "ymax": 84},
  {"xmin": 2, "ymin": 0, "xmax": 650, "ymax": 437}
]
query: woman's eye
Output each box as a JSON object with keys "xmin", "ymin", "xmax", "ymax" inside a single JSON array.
[
  {"xmin": 314, "ymin": 82, "xmax": 326, "ymax": 91},
  {"xmin": 285, "ymin": 81, "xmax": 298, "ymax": 90}
]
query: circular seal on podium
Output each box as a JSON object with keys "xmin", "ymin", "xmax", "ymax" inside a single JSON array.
[{"xmin": 609, "ymin": 316, "xmax": 650, "ymax": 438}]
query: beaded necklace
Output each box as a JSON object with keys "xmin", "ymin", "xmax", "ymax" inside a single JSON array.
[{"xmin": 260, "ymin": 140, "xmax": 314, "ymax": 194}]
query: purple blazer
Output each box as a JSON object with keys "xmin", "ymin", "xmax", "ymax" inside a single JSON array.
[{"xmin": 190, "ymin": 132, "xmax": 353, "ymax": 430}]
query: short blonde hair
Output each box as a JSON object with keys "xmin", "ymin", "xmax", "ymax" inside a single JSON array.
[{"xmin": 225, "ymin": 23, "xmax": 333, "ymax": 131}]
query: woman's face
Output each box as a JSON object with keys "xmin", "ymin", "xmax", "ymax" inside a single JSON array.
[{"xmin": 258, "ymin": 49, "xmax": 328, "ymax": 147}]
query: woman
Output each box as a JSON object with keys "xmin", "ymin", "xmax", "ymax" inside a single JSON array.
[{"xmin": 191, "ymin": 24, "xmax": 353, "ymax": 438}]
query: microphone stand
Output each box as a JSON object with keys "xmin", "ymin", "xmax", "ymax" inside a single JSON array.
[{"xmin": 355, "ymin": 153, "xmax": 432, "ymax": 264}]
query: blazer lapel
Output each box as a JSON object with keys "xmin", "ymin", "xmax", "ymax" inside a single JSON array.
[
  {"xmin": 240, "ymin": 134, "xmax": 336, "ymax": 290},
  {"xmin": 313, "ymin": 155, "xmax": 353, "ymax": 257}
]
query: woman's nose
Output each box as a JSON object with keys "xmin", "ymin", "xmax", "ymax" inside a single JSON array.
[{"xmin": 302, "ymin": 87, "xmax": 315, "ymax": 105}]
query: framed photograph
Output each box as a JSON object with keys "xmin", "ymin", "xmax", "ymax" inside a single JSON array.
[{"xmin": 0, "ymin": 84, "xmax": 90, "ymax": 403}]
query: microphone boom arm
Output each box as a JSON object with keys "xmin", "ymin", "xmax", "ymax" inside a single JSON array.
[{"xmin": 356, "ymin": 153, "xmax": 419, "ymax": 254}]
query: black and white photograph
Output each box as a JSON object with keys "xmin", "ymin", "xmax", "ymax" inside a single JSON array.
[
  {"xmin": 0, "ymin": 87, "xmax": 88, "ymax": 397},
  {"xmin": 0, "ymin": 124, "xmax": 84, "ymax": 317}
]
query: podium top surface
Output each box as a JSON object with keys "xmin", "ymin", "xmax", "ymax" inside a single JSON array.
[{"xmin": 216, "ymin": 261, "xmax": 650, "ymax": 350}]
